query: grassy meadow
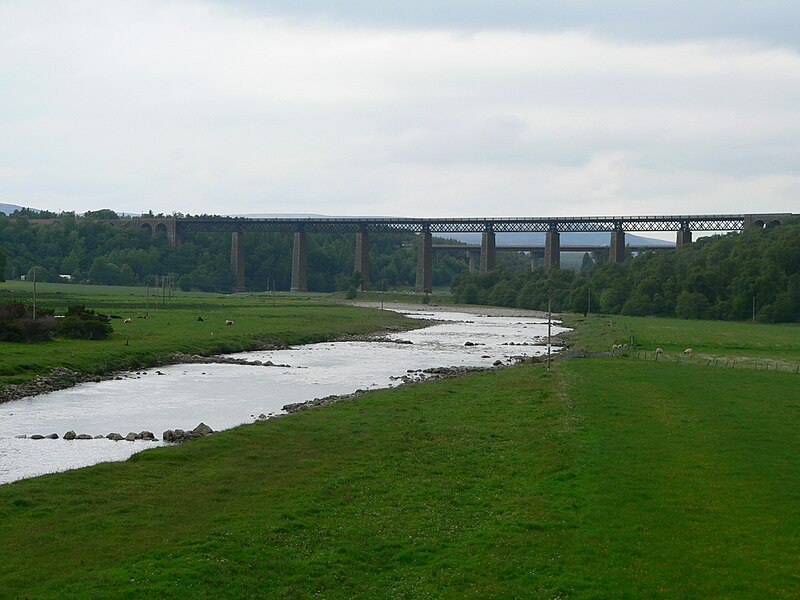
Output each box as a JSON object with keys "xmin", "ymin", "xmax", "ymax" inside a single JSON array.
[
  {"xmin": 1, "ymin": 288, "xmax": 799, "ymax": 597},
  {"xmin": 564, "ymin": 313, "xmax": 800, "ymax": 369}
]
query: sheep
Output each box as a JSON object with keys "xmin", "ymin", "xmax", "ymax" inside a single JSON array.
[
  {"xmin": 225, "ymin": 320, "xmax": 234, "ymax": 326},
  {"xmin": 684, "ymin": 348, "xmax": 693, "ymax": 355},
  {"xmin": 123, "ymin": 318, "xmax": 132, "ymax": 324}
]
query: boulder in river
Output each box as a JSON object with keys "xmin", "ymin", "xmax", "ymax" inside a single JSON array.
[
  {"xmin": 125, "ymin": 432, "xmax": 138, "ymax": 441},
  {"xmin": 106, "ymin": 433, "xmax": 124, "ymax": 441},
  {"xmin": 192, "ymin": 422, "xmax": 213, "ymax": 436},
  {"xmin": 139, "ymin": 431, "xmax": 155, "ymax": 441},
  {"xmin": 64, "ymin": 430, "xmax": 76, "ymax": 440},
  {"xmin": 76, "ymin": 434, "xmax": 93, "ymax": 440},
  {"xmin": 163, "ymin": 423, "xmax": 213, "ymax": 443},
  {"xmin": 46, "ymin": 433, "xmax": 59, "ymax": 439},
  {"xmin": 30, "ymin": 434, "xmax": 44, "ymax": 440}
]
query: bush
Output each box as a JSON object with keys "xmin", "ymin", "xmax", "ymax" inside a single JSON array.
[
  {"xmin": 0, "ymin": 302, "xmax": 57, "ymax": 342},
  {"xmin": 58, "ymin": 305, "xmax": 113, "ymax": 340}
]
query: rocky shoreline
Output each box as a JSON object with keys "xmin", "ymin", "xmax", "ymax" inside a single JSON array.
[
  {"xmin": 17, "ymin": 422, "xmax": 216, "ymax": 445},
  {"xmin": 281, "ymin": 355, "xmax": 546, "ymax": 415}
]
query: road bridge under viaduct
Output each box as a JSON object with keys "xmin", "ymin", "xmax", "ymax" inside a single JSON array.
[{"xmin": 115, "ymin": 213, "xmax": 795, "ymax": 293}]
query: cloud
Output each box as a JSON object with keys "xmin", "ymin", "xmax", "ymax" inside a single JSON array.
[
  {"xmin": 0, "ymin": 1, "xmax": 798, "ymax": 218},
  {"xmin": 223, "ymin": 0, "xmax": 800, "ymax": 48}
]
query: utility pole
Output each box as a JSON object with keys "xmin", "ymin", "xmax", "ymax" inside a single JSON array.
[
  {"xmin": 752, "ymin": 295, "xmax": 756, "ymax": 324},
  {"xmin": 587, "ymin": 287, "xmax": 591, "ymax": 316},
  {"xmin": 32, "ymin": 266, "xmax": 37, "ymax": 319},
  {"xmin": 547, "ymin": 296, "xmax": 552, "ymax": 372}
]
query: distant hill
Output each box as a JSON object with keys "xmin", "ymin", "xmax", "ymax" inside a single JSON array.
[{"xmin": 0, "ymin": 203, "xmax": 25, "ymax": 215}]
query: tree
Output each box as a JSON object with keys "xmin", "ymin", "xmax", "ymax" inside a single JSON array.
[
  {"xmin": 83, "ymin": 209, "xmax": 119, "ymax": 220},
  {"xmin": 675, "ymin": 291, "xmax": 710, "ymax": 319}
]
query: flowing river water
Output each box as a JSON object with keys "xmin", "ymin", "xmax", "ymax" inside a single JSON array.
[{"xmin": 0, "ymin": 306, "xmax": 568, "ymax": 485}]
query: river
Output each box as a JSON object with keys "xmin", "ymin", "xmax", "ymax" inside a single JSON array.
[{"xmin": 0, "ymin": 306, "xmax": 567, "ymax": 485}]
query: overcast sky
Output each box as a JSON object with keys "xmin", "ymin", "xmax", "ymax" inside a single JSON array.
[{"xmin": 1, "ymin": 1, "xmax": 799, "ymax": 218}]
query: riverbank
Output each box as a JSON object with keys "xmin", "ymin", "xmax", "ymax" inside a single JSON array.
[
  {"xmin": 0, "ymin": 291, "xmax": 421, "ymax": 402},
  {"xmin": 350, "ymin": 300, "xmax": 556, "ymax": 319}
]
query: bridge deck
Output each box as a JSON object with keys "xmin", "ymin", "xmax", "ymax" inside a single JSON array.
[{"xmin": 175, "ymin": 214, "xmax": 747, "ymax": 233}]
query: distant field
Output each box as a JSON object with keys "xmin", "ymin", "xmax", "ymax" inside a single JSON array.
[
  {"xmin": 564, "ymin": 313, "xmax": 800, "ymax": 369},
  {"xmin": 0, "ymin": 281, "xmax": 413, "ymax": 389}
]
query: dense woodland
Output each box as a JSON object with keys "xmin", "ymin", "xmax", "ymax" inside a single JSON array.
[
  {"xmin": 451, "ymin": 220, "xmax": 800, "ymax": 323},
  {"xmin": 0, "ymin": 211, "xmax": 475, "ymax": 292}
]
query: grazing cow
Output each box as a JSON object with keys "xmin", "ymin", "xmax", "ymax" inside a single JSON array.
[
  {"xmin": 123, "ymin": 318, "xmax": 132, "ymax": 324},
  {"xmin": 684, "ymin": 348, "xmax": 693, "ymax": 355},
  {"xmin": 197, "ymin": 316, "xmax": 204, "ymax": 322},
  {"xmin": 225, "ymin": 320, "xmax": 234, "ymax": 326}
]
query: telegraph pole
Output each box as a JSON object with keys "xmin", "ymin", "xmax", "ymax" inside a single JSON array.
[
  {"xmin": 32, "ymin": 266, "xmax": 37, "ymax": 319},
  {"xmin": 547, "ymin": 296, "xmax": 552, "ymax": 371}
]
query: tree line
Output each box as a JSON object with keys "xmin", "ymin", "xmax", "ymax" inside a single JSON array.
[
  {"xmin": 0, "ymin": 211, "xmax": 473, "ymax": 292},
  {"xmin": 451, "ymin": 221, "xmax": 800, "ymax": 323}
]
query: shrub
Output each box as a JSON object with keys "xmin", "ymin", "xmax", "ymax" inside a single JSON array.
[
  {"xmin": 0, "ymin": 302, "xmax": 57, "ymax": 342},
  {"xmin": 58, "ymin": 305, "xmax": 113, "ymax": 340}
]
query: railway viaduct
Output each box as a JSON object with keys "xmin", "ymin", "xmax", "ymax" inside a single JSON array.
[{"xmin": 119, "ymin": 213, "xmax": 797, "ymax": 293}]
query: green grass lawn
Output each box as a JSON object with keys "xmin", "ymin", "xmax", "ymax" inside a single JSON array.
[{"xmin": 0, "ymin": 281, "xmax": 413, "ymax": 389}]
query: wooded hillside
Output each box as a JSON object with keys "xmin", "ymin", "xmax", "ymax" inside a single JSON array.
[{"xmin": 451, "ymin": 221, "xmax": 800, "ymax": 323}]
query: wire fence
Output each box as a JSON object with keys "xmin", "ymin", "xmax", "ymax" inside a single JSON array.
[{"xmin": 560, "ymin": 348, "xmax": 799, "ymax": 374}]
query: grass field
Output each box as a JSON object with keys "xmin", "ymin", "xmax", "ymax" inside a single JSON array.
[
  {"xmin": 0, "ymin": 281, "xmax": 413, "ymax": 389},
  {"xmin": 1, "ymin": 295, "xmax": 798, "ymax": 597},
  {"xmin": 564, "ymin": 313, "xmax": 800, "ymax": 370}
]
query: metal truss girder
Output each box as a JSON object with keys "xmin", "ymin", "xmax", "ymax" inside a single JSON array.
[{"xmin": 171, "ymin": 214, "xmax": 749, "ymax": 235}]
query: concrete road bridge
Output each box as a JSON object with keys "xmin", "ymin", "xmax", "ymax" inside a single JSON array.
[{"xmin": 29, "ymin": 212, "xmax": 796, "ymax": 293}]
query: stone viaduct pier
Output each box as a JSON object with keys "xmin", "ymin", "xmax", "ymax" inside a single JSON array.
[{"xmin": 121, "ymin": 213, "xmax": 795, "ymax": 293}]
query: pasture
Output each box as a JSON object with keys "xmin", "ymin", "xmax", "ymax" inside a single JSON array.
[{"xmin": 564, "ymin": 313, "xmax": 800, "ymax": 370}]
